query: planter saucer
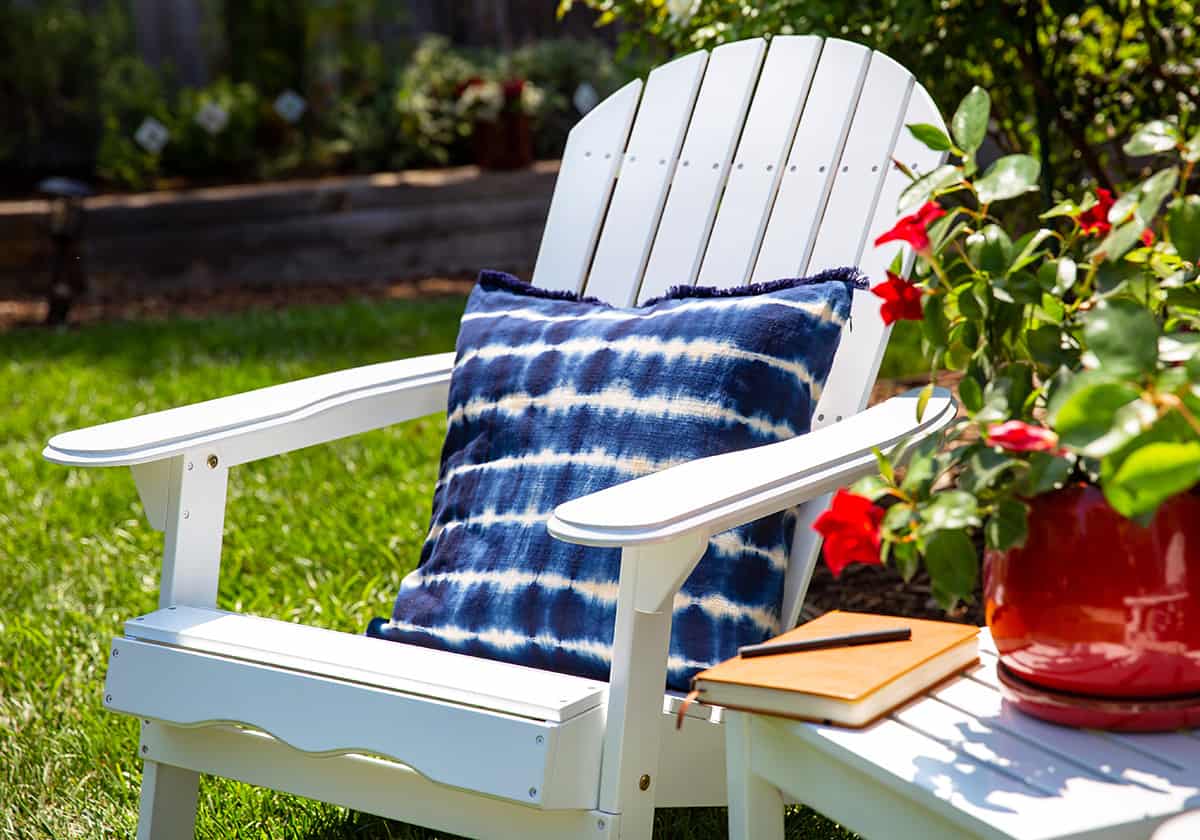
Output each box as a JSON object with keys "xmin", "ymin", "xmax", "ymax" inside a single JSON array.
[{"xmin": 997, "ymin": 661, "xmax": 1200, "ymax": 732}]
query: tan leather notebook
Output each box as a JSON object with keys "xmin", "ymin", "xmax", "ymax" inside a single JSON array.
[{"xmin": 691, "ymin": 611, "xmax": 979, "ymax": 728}]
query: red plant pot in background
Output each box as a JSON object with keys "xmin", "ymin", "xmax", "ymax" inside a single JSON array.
[
  {"xmin": 472, "ymin": 112, "xmax": 534, "ymax": 171},
  {"xmin": 984, "ymin": 484, "xmax": 1200, "ymax": 731}
]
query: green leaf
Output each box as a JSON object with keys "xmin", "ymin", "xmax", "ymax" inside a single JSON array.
[
  {"xmin": 921, "ymin": 294, "xmax": 949, "ymax": 348},
  {"xmin": 897, "ymin": 435, "xmax": 941, "ymax": 496},
  {"xmin": 873, "ymin": 446, "xmax": 896, "ymax": 485},
  {"xmin": 1104, "ymin": 442, "xmax": 1200, "ymax": 519},
  {"xmin": 890, "ymin": 540, "xmax": 920, "ymax": 582},
  {"xmin": 1092, "ymin": 220, "xmax": 1147, "ymax": 263},
  {"xmin": 1015, "ymin": 452, "xmax": 1072, "ymax": 497},
  {"xmin": 1122, "ymin": 119, "xmax": 1181, "ymax": 156},
  {"xmin": 1083, "ymin": 299, "xmax": 1160, "ymax": 379},
  {"xmin": 882, "ymin": 501, "xmax": 916, "ymax": 534},
  {"xmin": 974, "ymin": 155, "xmax": 1040, "ymax": 204},
  {"xmin": 1039, "ymin": 198, "xmax": 1081, "ymax": 220},
  {"xmin": 956, "ymin": 285, "xmax": 983, "ymax": 319},
  {"xmin": 1038, "ymin": 292, "xmax": 1066, "ymax": 325},
  {"xmin": 957, "ymin": 447, "xmax": 1017, "ymax": 493},
  {"xmin": 965, "ymin": 224, "xmax": 1014, "ymax": 274},
  {"xmin": 958, "ymin": 375, "xmax": 983, "ymax": 413},
  {"xmin": 951, "ymin": 87, "xmax": 990, "ymax": 154},
  {"xmin": 851, "ymin": 474, "xmax": 893, "ymax": 501},
  {"xmin": 985, "ymin": 498, "xmax": 1029, "ymax": 551},
  {"xmin": 1165, "ymin": 284, "xmax": 1200, "ymax": 309},
  {"xmin": 1185, "ymin": 128, "xmax": 1200, "ymax": 163},
  {"xmin": 1051, "ymin": 379, "xmax": 1150, "ymax": 457},
  {"xmin": 1009, "ymin": 228, "xmax": 1055, "ymax": 274},
  {"xmin": 1026, "ymin": 325, "xmax": 1072, "ymax": 371},
  {"xmin": 923, "ymin": 529, "xmax": 978, "ymax": 609},
  {"xmin": 920, "ymin": 491, "xmax": 981, "ymax": 534},
  {"xmin": 907, "ymin": 122, "xmax": 952, "ymax": 152},
  {"xmin": 994, "ymin": 271, "xmax": 1042, "ymax": 305},
  {"xmin": 916, "ymin": 382, "xmax": 933, "ymax": 422},
  {"xmin": 1132, "ymin": 167, "xmax": 1179, "ymax": 227},
  {"xmin": 897, "ymin": 164, "xmax": 962, "ymax": 215},
  {"xmin": 1169, "ymin": 195, "xmax": 1200, "ymax": 264}
]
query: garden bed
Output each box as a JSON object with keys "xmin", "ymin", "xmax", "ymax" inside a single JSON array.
[{"xmin": 0, "ymin": 162, "xmax": 557, "ymax": 301}]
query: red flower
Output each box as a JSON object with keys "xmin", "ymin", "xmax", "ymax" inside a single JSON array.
[
  {"xmin": 874, "ymin": 201, "xmax": 946, "ymax": 254},
  {"xmin": 1141, "ymin": 227, "xmax": 1156, "ymax": 247},
  {"xmin": 454, "ymin": 76, "xmax": 485, "ymax": 97},
  {"xmin": 813, "ymin": 490, "xmax": 885, "ymax": 577},
  {"xmin": 1076, "ymin": 189, "xmax": 1115, "ymax": 237},
  {"xmin": 502, "ymin": 78, "xmax": 526, "ymax": 100},
  {"xmin": 871, "ymin": 271, "xmax": 925, "ymax": 325},
  {"xmin": 986, "ymin": 420, "xmax": 1060, "ymax": 453}
]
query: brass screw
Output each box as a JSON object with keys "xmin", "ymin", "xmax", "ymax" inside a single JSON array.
[
  {"xmin": 206, "ymin": 454, "xmax": 219, "ymax": 469},
  {"xmin": 638, "ymin": 774, "xmax": 651, "ymax": 791}
]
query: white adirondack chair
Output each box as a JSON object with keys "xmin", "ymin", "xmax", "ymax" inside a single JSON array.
[{"xmin": 44, "ymin": 36, "xmax": 958, "ymax": 840}]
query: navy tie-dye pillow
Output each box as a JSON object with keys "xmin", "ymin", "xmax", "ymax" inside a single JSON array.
[{"xmin": 368, "ymin": 268, "xmax": 860, "ymax": 690}]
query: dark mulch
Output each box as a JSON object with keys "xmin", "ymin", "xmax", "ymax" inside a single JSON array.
[{"xmin": 803, "ymin": 561, "xmax": 984, "ymax": 627}]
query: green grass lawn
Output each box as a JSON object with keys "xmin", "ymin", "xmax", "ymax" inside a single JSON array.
[{"xmin": 1, "ymin": 295, "xmax": 921, "ymax": 839}]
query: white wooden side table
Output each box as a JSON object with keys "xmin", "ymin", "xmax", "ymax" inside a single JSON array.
[{"xmin": 724, "ymin": 631, "xmax": 1200, "ymax": 840}]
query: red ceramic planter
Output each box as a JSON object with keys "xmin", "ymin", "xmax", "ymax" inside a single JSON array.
[{"xmin": 984, "ymin": 484, "xmax": 1200, "ymax": 731}]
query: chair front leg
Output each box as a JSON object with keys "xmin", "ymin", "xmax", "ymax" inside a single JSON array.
[
  {"xmin": 137, "ymin": 760, "xmax": 201, "ymax": 840},
  {"xmin": 131, "ymin": 451, "xmax": 229, "ymax": 837},
  {"xmin": 599, "ymin": 535, "xmax": 707, "ymax": 840}
]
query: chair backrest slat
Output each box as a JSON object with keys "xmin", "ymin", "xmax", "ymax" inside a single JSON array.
[
  {"xmin": 584, "ymin": 52, "xmax": 708, "ymax": 306},
  {"xmin": 530, "ymin": 79, "xmax": 642, "ymax": 293},
  {"xmin": 778, "ymin": 73, "xmax": 949, "ymax": 630},
  {"xmin": 530, "ymin": 37, "xmax": 948, "ymax": 632},
  {"xmin": 751, "ymin": 39, "xmax": 871, "ymax": 284},
  {"xmin": 803, "ymin": 52, "xmax": 914, "ymax": 278},
  {"xmin": 635, "ymin": 38, "xmax": 767, "ymax": 303},
  {"xmin": 695, "ymin": 35, "xmax": 822, "ymax": 289}
]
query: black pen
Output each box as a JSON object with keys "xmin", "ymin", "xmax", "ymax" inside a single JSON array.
[{"xmin": 738, "ymin": 626, "xmax": 912, "ymax": 658}]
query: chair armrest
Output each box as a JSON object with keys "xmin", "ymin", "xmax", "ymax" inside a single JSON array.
[
  {"xmin": 548, "ymin": 387, "xmax": 957, "ymax": 547},
  {"xmin": 43, "ymin": 352, "xmax": 456, "ymax": 469}
]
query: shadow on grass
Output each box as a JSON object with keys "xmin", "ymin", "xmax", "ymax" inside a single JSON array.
[{"xmin": 301, "ymin": 805, "xmax": 858, "ymax": 840}]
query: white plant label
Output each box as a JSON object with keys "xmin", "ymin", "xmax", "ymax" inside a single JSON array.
[
  {"xmin": 134, "ymin": 117, "xmax": 169, "ymax": 154},
  {"xmin": 274, "ymin": 90, "xmax": 307, "ymax": 124},
  {"xmin": 196, "ymin": 102, "xmax": 230, "ymax": 135},
  {"xmin": 573, "ymin": 82, "xmax": 599, "ymax": 115}
]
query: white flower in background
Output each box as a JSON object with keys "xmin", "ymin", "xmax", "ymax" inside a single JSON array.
[
  {"xmin": 666, "ymin": 0, "xmax": 699, "ymax": 24},
  {"xmin": 457, "ymin": 80, "xmax": 504, "ymax": 122},
  {"xmin": 273, "ymin": 90, "xmax": 307, "ymax": 123},
  {"xmin": 520, "ymin": 82, "xmax": 545, "ymax": 116},
  {"xmin": 134, "ymin": 117, "xmax": 169, "ymax": 154},
  {"xmin": 195, "ymin": 101, "xmax": 229, "ymax": 135},
  {"xmin": 573, "ymin": 82, "xmax": 599, "ymax": 114}
]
